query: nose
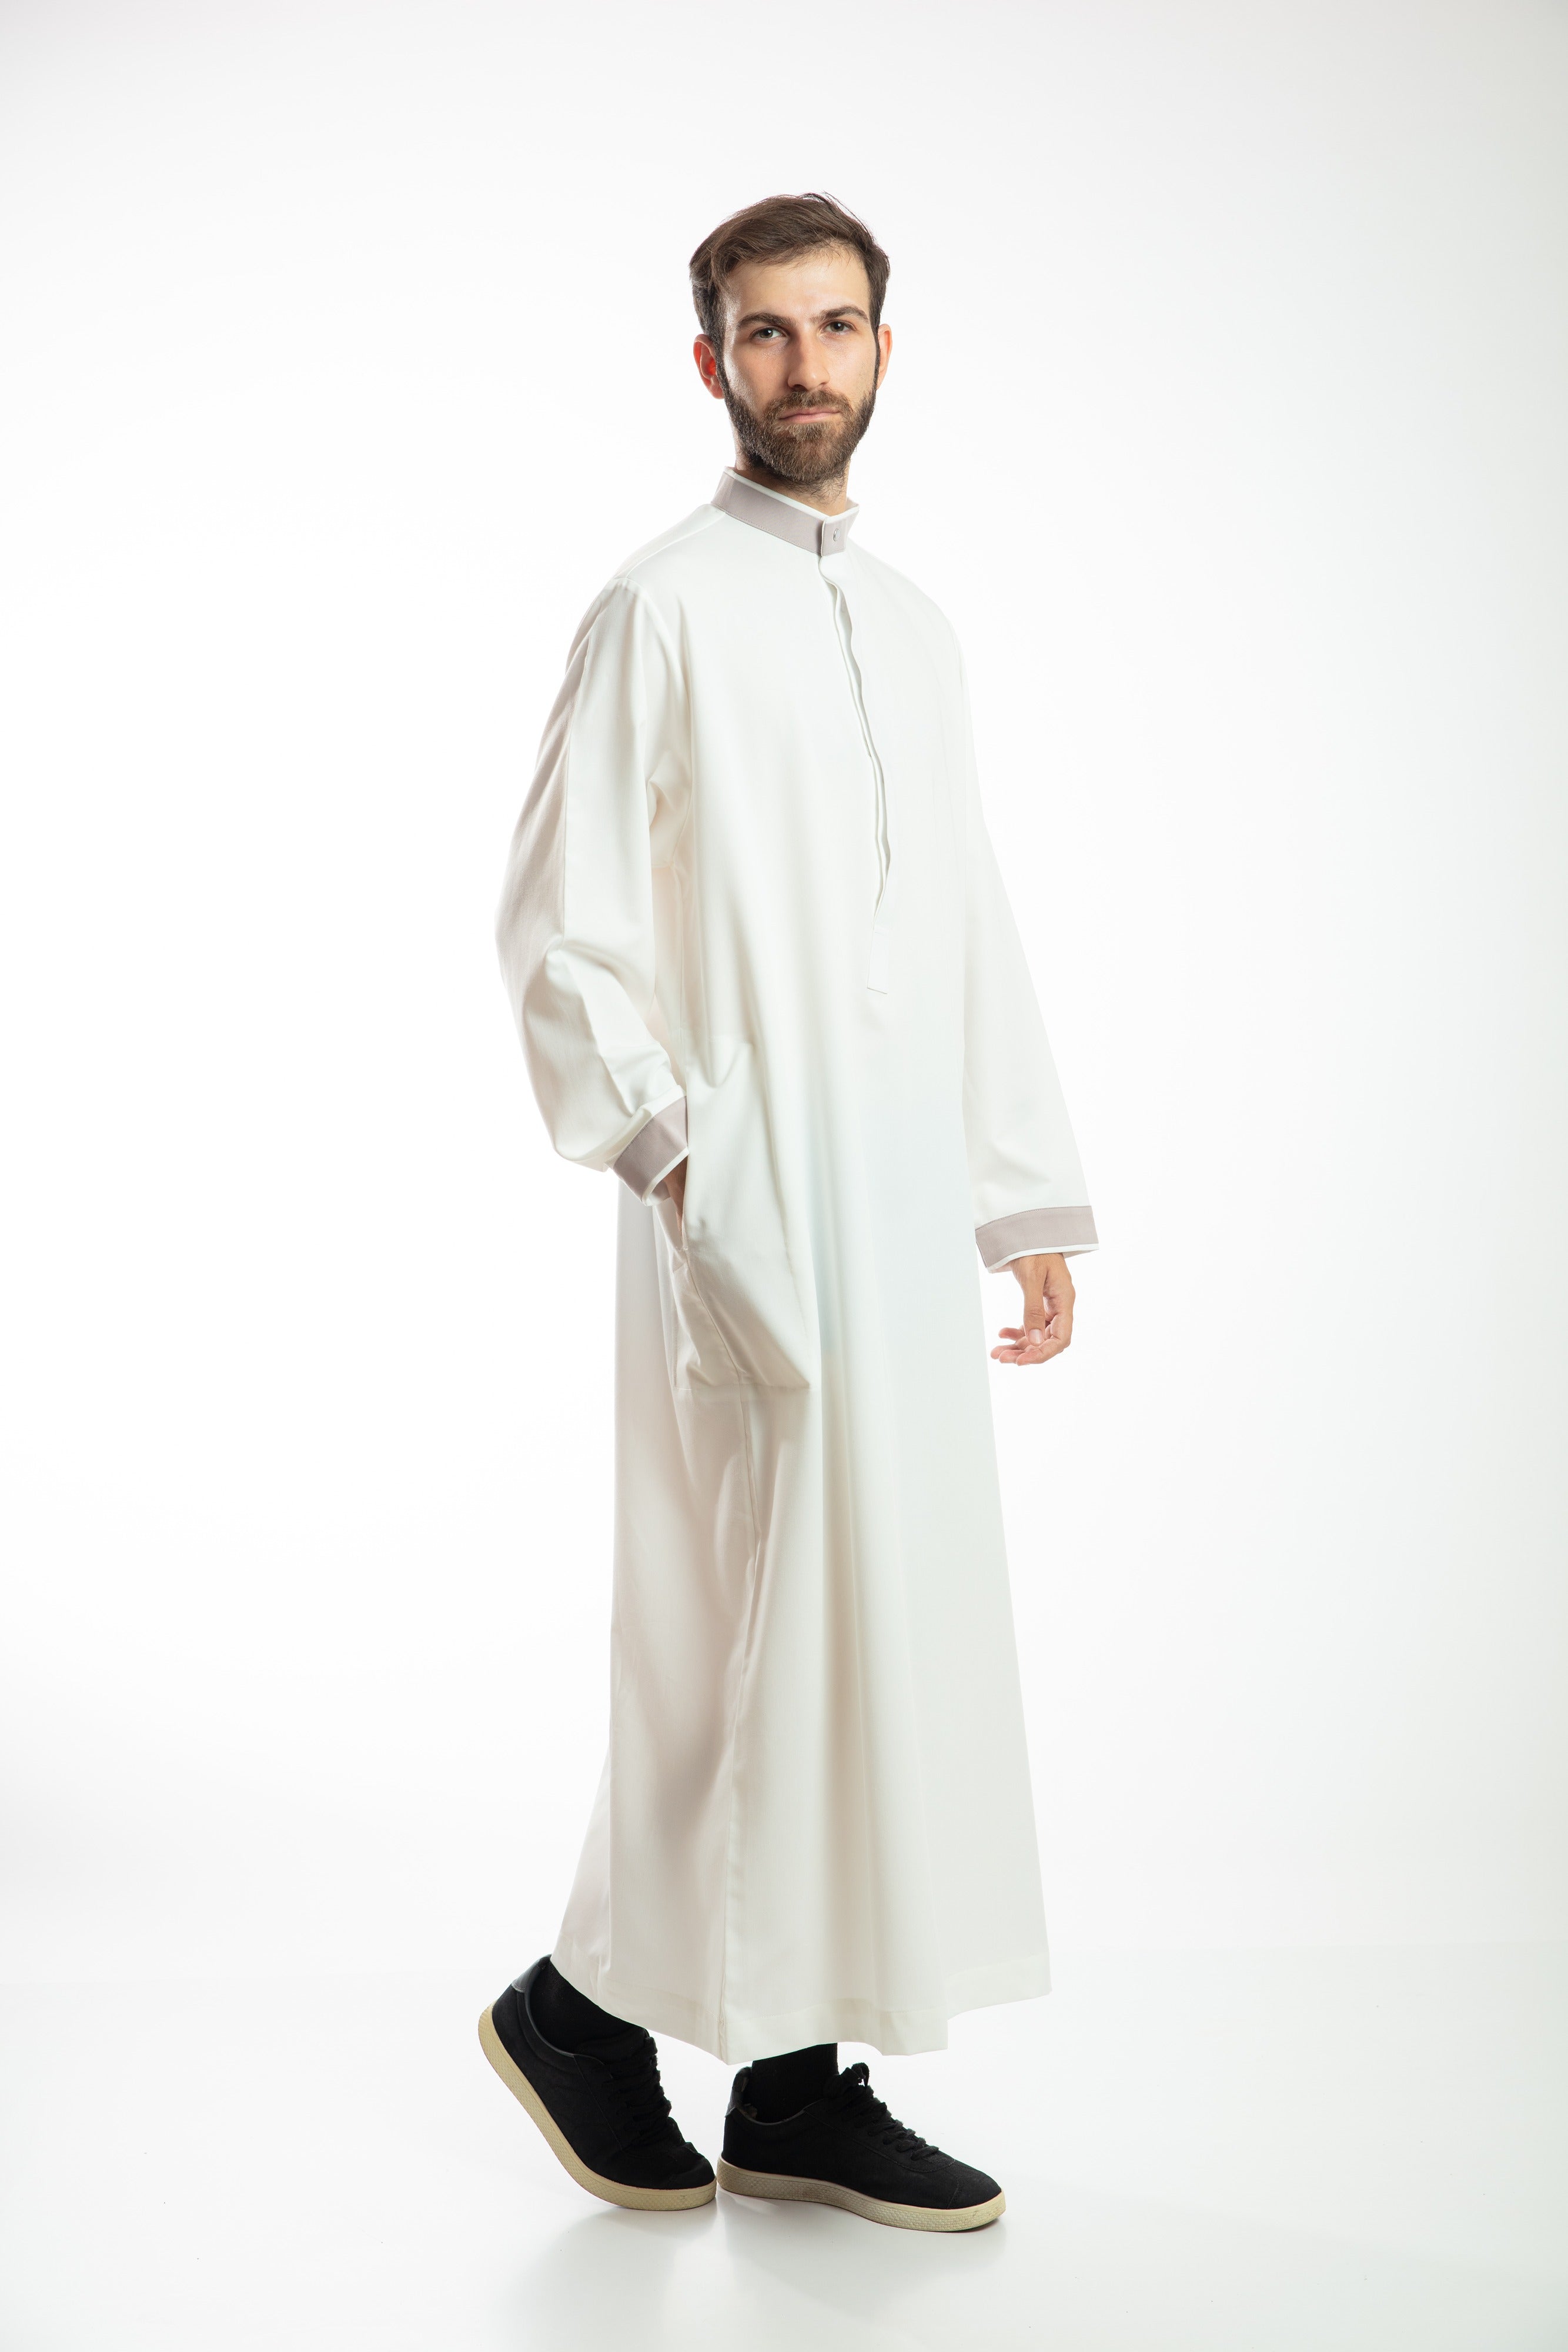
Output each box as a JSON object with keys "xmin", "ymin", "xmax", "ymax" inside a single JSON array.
[{"xmin": 785, "ymin": 340, "xmax": 832, "ymax": 391}]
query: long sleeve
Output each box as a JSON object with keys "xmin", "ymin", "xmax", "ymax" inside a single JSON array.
[
  {"xmin": 495, "ymin": 579, "xmax": 688, "ymax": 1203},
  {"xmin": 959, "ymin": 668, "xmax": 1099, "ymax": 1271}
]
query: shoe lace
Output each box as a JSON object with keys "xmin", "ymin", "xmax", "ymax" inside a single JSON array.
[
  {"xmin": 594, "ymin": 2027, "xmax": 677, "ymax": 2144},
  {"xmin": 830, "ymin": 2060, "xmax": 940, "ymax": 2164}
]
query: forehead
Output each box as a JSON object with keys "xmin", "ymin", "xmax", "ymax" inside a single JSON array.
[{"xmin": 721, "ymin": 242, "xmax": 872, "ymax": 325}]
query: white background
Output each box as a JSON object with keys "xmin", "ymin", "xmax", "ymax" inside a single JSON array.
[{"xmin": 4, "ymin": 0, "xmax": 1566, "ymax": 2006}]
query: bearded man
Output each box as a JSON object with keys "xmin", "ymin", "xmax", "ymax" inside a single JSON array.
[{"xmin": 484, "ymin": 193, "xmax": 1098, "ymax": 2232}]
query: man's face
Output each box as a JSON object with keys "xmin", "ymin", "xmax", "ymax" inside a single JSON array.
[{"xmin": 695, "ymin": 245, "xmax": 892, "ymax": 489}]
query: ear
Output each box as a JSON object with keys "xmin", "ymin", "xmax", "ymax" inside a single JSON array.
[
  {"xmin": 874, "ymin": 323, "xmax": 892, "ymax": 389},
  {"xmin": 693, "ymin": 335, "xmax": 727, "ymax": 402}
]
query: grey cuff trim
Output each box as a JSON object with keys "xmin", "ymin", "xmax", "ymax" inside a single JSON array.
[
  {"xmin": 611, "ymin": 1097, "xmax": 688, "ymax": 1203},
  {"xmin": 975, "ymin": 1205, "xmax": 1099, "ymax": 1269}
]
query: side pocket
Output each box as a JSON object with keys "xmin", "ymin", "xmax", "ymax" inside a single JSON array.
[
  {"xmin": 650, "ymin": 1191, "xmax": 735, "ymax": 1390},
  {"xmin": 680, "ymin": 1052, "xmax": 815, "ymax": 1391}
]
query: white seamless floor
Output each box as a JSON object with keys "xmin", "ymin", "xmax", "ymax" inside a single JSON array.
[{"xmin": 2, "ymin": 1945, "xmax": 1564, "ymax": 2350}]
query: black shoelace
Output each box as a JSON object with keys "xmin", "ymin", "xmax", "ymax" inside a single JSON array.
[
  {"xmin": 592, "ymin": 2026, "xmax": 677, "ymax": 2145},
  {"xmin": 827, "ymin": 2061, "xmax": 940, "ymax": 2164}
]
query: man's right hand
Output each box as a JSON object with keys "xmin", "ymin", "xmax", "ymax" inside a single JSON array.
[{"xmin": 660, "ymin": 1156, "xmax": 688, "ymax": 1227}]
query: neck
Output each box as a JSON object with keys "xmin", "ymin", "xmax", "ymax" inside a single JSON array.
[{"xmin": 730, "ymin": 453, "xmax": 853, "ymax": 516}]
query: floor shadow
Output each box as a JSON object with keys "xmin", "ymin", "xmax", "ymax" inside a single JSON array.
[
  {"xmin": 490, "ymin": 2200, "xmax": 717, "ymax": 2350},
  {"xmin": 490, "ymin": 2180, "xmax": 1006, "ymax": 2352},
  {"xmin": 715, "ymin": 2183, "xmax": 1009, "ymax": 2326}
]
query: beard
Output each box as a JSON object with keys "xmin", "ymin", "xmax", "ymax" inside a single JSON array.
[{"xmin": 717, "ymin": 363, "xmax": 879, "ymax": 489}]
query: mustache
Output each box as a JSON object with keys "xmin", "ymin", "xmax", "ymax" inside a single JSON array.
[{"xmin": 767, "ymin": 394, "xmax": 853, "ymax": 420}]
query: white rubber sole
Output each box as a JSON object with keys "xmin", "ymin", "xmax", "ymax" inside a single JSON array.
[
  {"xmin": 716, "ymin": 2155, "xmax": 1005, "ymax": 2232},
  {"xmin": 477, "ymin": 2004, "xmax": 716, "ymax": 2212}
]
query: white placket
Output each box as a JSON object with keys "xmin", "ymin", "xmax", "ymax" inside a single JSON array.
[{"xmin": 820, "ymin": 533, "xmax": 897, "ymax": 993}]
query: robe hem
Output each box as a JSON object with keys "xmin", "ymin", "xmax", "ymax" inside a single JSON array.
[{"xmin": 549, "ymin": 1940, "xmax": 1052, "ymax": 2063}]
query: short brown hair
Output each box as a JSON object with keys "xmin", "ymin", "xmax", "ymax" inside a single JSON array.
[{"xmin": 689, "ymin": 193, "xmax": 890, "ymax": 346}]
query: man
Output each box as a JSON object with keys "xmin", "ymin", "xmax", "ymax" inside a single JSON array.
[{"xmin": 484, "ymin": 193, "xmax": 1097, "ymax": 2233}]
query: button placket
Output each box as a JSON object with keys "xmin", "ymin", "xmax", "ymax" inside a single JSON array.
[
  {"xmin": 820, "ymin": 549, "xmax": 895, "ymax": 993},
  {"xmin": 708, "ymin": 475, "xmax": 893, "ymax": 989}
]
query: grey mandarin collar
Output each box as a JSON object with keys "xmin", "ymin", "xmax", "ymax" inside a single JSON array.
[{"xmin": 711, "ymin": 467, "xmax": 859, "ymax": 558}]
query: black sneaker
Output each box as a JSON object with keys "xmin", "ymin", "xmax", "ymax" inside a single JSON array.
[
  {"xmin": 717, "ymin": 2059, "xmax": 1004, "ymax": 2231},
  {"xmin": 479, "ymin": 1957, "xmax": 715, "ymax": 2210}
]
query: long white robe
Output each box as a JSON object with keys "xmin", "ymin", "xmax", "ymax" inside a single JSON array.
[{"xmin": 496, "ymin": 469, "xmax": 1097, "ymax": 2061}]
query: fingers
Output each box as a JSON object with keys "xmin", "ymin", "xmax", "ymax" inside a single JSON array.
[
  {"xmin": 991, "ymin": 1322, "xmax": 1071, "ymax": 1366},
  {"xmin": 994, "ymin": 1251, "xmax": 1076, "ymax": 1367}
]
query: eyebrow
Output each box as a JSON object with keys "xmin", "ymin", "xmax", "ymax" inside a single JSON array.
[{"xmin": 732, "ymin": 304, "xmax": 871, "ymax": 330}]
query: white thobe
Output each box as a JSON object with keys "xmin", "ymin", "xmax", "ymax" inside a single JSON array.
[{"xmin": 496, "ymin": 469, "xmax": 1098, "ymax": 2061}]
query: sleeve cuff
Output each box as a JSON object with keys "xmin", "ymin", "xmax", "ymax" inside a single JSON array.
[
  {"xmin": 611, "ymin": 1097, "xmax": 688, "ymax": 1203},
  {"xmin": 975, "ymin": 1205, "xmax": 1099, "ymax": 1269}
]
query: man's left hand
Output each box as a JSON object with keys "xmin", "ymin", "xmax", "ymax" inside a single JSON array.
[{"xmin": 991, "ymin": 1251, "xmax": 1075, "ymax": 1368}]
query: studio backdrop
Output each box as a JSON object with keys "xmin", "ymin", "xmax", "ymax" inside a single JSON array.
[{"xmin": 2, "ymin": 0, "xmax": 1565, "ymax": 1991}]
